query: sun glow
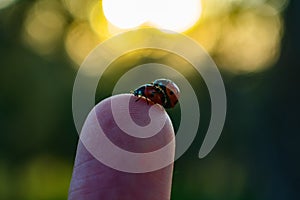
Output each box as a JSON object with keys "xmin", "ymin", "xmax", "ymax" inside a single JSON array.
[{"xmin": 102, "ymin": 0, "xmax": 202, "ymax": 32}]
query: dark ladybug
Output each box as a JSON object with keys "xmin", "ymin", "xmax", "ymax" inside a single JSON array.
[{"xmin": 132, "ymin": 79, "xmax": 180, "ymax": 109}]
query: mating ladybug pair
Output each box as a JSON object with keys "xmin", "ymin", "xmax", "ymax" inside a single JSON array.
[{"xmin": 132, "ymin": 79, "xmax": 180, "ymax": 109}]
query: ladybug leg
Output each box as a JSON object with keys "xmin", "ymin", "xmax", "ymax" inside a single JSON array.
[{"xmin": 135, "ymin": 97, "xmax": 141, "ymax": 102}]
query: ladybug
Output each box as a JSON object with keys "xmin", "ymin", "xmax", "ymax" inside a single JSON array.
[
  {"xmin": 132, "ymin": 79, "xmax": 180, "ymax": 109},
  {"xmin": 153, "ymin": 79, "xmax": 180, "ymax": 108}
]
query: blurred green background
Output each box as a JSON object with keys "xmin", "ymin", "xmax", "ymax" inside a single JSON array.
[{"xmin": 0, "ymin": 0, "xmax": 299, "ymax": 199}]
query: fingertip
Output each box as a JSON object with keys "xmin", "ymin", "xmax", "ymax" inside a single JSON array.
[
  {"xmin": 95, "ymin": 94, "xmax": 174, "ymax": 152},
  {"xmin": 69, "ymin": 94, "xmax": 175, "ymax": 200}
]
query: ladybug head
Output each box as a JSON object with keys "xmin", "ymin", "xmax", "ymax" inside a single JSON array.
[{"xmin": 133, "ymin": 86, "xmax": 145, "ymax": 96}]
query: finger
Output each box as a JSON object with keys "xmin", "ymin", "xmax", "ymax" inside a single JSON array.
[{"xmin": 68, "ymin": 94, "xmax": 175, "ymax": 200}]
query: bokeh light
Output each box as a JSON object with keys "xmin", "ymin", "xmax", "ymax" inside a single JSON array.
[
  {"xmin": 148, "ymin": 0, "xmax": 202, "ymax": 32},
  {"xmin": 188, "ymin": 0, "xmax": 286, "ymax": 73},
  {"xmin": 22, "ymin": 0, "xmax": 67, "ymax": 55},
  {"xmin": 19, "ymin": 0, "xmax": 287, "ymax": 73},
  {"xmin": 102, "ymin": 0, "xmax": 202, "ymax": 32},
  {"xmin": 214, "ymin": 5, "xmax": 283, "ymax": 72},
  {"xmin": 89, "ymin": 0, "xmax": 113, "ymax": 39},
  {"xmin": 0, "ymin": 0, "xmax": 16, "ymax": 10},
  {"xmin": 62, "ymin": 0, "xmax": 96, "ymax": 20},
  {"xmin": 65, "ymin": 21, "xmax": 101, "ymax": 65},
  {"xmin": 102, "ymin": 0, "xmax": 146, "ymax": 29}
]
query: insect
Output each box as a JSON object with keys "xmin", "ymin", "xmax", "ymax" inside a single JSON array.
[{"xmin": 132, "ymin": 79, "xmax": 180, "ymax": 108}]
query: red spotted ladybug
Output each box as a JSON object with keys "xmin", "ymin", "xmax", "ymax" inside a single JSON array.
[{"xmin": 132, "ymin": 79, "xmax": 180, "ymax": 108}]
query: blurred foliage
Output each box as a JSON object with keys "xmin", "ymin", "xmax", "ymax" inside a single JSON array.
[{"xmin": 0, "ymin": 0, "xmax": 299, "ymax": 200}]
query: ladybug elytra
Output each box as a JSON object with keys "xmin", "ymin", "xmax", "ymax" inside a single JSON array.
[{"xmin": 132, "ymin": 79, "xmax": 180, "ymax": 109}]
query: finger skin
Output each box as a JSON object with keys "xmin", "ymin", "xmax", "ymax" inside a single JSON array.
[{"xmin": 68, "ymin": 94, "xmax": 175, "ymax": 200}]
